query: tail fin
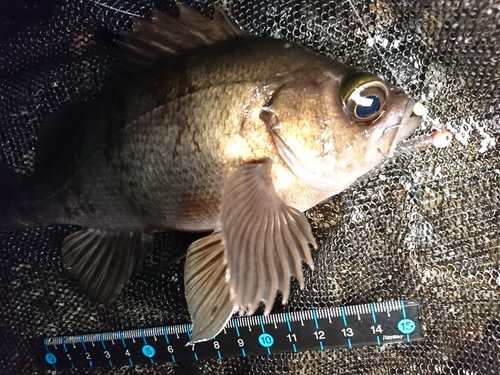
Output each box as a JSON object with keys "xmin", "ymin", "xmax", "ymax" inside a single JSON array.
[{"xmin": 0, "ymin": 162, "xmax": 29, "ymax": 231}]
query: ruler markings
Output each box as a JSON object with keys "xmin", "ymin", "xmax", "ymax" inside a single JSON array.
[
  {"xmin": 311, "ymin": 309, "xmax": 324, "ymax": 351},
  {"xmin": 100, "ymin": 333, "xmax": 113, "ymax": 367},
  {"xmin": 284, "ymin": 312, "xmax": 297, "ymax": 353},
  {"xmin": 62, "ymin": 337, "xmax": 76, "ymax": 369},
  {"xmin": 246, "ymin": 317, "xmax": 252, "ymax": 331},
  {"xmin": 185, "ymin": 324, "xmax": 199, "ymax": 361},
  {"xmin": 318, "ymin": 309, "xmax": 330, "ymax": 319},
  {"xmin": 364, "ymin": 303, "xmax": 370, "ymax": 315},
  {"xmin": 80, "ymin": 336, "xmax": 92, "ymax": 367},
  {"xmin": 39, "ymin": 299, "xmax": 422, "ymax": 370},
  {"xmin": 326, "ymin": 308, "xmax": 332, "ymax": 323},
  {"xmin": 44, "ymin": 340, "xmax": 57, "ymax": 371},
  {"xmin": 259, "ymin": 315, "xmax": 272, "ymax": 355},
  {"xmin": 141, "ymin": 329, "xmax": 154, "ymax": 364},
  {"xmin": 233, "ymin": 317, "xmax": 247, "ymax": 357},
  {"xmin": 273, "ymin": 318, "xmax": 277, "ymax": 329},
  {"xmin": 233, "ymin": 318, "xmax": 240, "ymax": 337},
  {"xmin": 276, "ymin": 313, "xmax": 284, "ymax": 324},
  {"xmin": 369, "ymin": 303, "xmax": 381, "ymax": 346}
]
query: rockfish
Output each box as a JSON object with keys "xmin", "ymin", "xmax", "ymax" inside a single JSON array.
[{"xmin": 0, "ymin": 4, "xmax": 421, "ymax": 342}]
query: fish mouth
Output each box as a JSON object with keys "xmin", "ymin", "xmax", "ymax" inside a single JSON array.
[{"xmin": 377, "ymin": 99, "xmax": 422, "ymax": 157}]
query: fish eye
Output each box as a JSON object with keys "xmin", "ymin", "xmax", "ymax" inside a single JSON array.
[
  {"xmin": 341, "ymin": 73, "xmax": 388, "ymax": 124},
  {"xmin": 354, "ymin": 95, "xmax": 380, "ymax": 118}
]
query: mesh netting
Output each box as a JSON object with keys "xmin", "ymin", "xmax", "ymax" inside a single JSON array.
[{"xmin": 1, "ymin": 0, "xmax": 499, "ymax": 374}]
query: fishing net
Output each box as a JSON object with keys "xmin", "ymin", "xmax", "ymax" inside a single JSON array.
[{"xmin": 1, "ymin": 0, "xmax": 499, "ymax": 374}]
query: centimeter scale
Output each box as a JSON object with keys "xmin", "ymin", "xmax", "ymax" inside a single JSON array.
[{"xmin": 39, "ymin": 299, "xmax": 422, "ymax": 370}]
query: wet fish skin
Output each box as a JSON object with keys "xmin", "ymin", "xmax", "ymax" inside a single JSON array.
[
  {"xmin": 0, "ymin": 5, "xmax": 422, "ymax": 342},
  {"xmin": 17, "ymin": 37, "xmax": 391, "ymax": 230}
]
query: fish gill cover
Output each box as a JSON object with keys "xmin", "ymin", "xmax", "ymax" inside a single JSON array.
[{"xmin": 0, "ymin": 0, "xmax": 499, "ymax": 374}]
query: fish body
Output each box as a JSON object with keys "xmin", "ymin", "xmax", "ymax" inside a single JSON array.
[
  {"xmin": 1, "ymin": 5, "xmax": 421, "ymax": 342},
  {"xmin": 16, "ymin": 38, "xmax": 346, "ymax": 231},
  {"xmin": 14, "ymin": 36, "xmax": 416, "ymax": 231}
]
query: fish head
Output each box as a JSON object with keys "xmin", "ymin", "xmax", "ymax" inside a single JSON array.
[{"xmin": 264, "ymin": 67, "xmax": 422, "ymax": 195}]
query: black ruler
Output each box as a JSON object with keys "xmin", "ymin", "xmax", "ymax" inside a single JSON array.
[{"xmin": 39, "ymin": 299, "xmax": 422, "ymax": 370}]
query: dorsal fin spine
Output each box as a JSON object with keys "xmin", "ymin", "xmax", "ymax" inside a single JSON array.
[{"xmin": 119, "ymin": 3, "xmax": 246, "ymax": 65}]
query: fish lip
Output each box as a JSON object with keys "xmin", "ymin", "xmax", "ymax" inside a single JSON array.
[{"xmin": 377, "ymin": 99, "xmax": 422, "ymax": 157}]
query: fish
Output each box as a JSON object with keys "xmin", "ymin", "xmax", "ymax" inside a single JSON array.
[{"xmin": 0, "ymin": 4, "xmax": 422, "ymax": 342}]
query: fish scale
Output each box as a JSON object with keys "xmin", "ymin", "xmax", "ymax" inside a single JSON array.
[{"xmin": 0, "ymin": 4, "xmax": 421, "ymax": 343}]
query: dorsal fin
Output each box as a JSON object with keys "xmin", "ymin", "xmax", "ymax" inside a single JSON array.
[{"xmin": 118, "ymin": 3, "xmax": 246, "ymax": 66}]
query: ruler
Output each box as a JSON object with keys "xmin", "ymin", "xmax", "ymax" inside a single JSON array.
[{"xmin": 39, "ymin": 299, "xmax": 422, "ymax": 370}]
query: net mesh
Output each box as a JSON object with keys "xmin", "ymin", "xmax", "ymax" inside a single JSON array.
[{"xmin": 1, "ymin": 0, "xmax": 499, "ymax": 374}]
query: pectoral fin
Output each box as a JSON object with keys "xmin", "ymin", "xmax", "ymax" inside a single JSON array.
[
  {"xmin": 184, "ymin": 232, "xmax": 235, "ymax": 343},
  {"xmin": 221, "ymin": 158, "xmax": 317, "ymax": 315},
  {"xmin": 62, "ymin": 229, "xmax": 153, "ymax": 303}
]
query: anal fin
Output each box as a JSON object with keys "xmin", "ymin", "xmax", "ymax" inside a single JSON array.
[
  {"xmin": 62, "ymin": 229, "xmax": 153, "ymax": 303},
  {"xmin": 184, "ymin": 232, "xmax": 235, "ymax": 343}
]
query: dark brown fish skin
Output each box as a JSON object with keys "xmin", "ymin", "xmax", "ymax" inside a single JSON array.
[
  {"xmin": 0, "ymin": 5, "xmax": 422, "ymax": 342},
  {"xmin": 9, "ymin": 36, "xmax": 369, "ymax": 233}
]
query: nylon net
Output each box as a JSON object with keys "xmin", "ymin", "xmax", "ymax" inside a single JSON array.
[{"xmin": 0, "ymin": 0, "xmax": 499, "ymax": 374}]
